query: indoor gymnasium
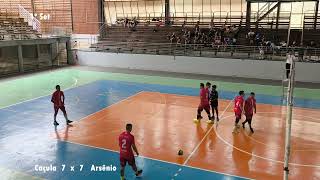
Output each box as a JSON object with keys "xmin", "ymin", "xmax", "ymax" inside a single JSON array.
[{"xmin": 0, "ymin": 0, "xmax": 319, "ymax": 180}]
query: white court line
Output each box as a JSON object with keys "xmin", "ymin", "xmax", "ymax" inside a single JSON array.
[
  {"xmin": 0, "ymin": 77, "xmax": 79, "ymax": 110},
  {"xmin": 182, "ymin": 99, "xmax": 234, "ymax": 166},
  {"xmin": 61, "ymin": 138, "xmax": 252, "ymax": 180},
  {"xmin": 68, "ymin": 91, "xmax": 145, "ymax": 123},
  {"xmin": 214, "ymin": 115, "xmax": 320, "ymax": 168}
]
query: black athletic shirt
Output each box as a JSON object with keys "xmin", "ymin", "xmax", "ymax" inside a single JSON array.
[{"xmin": 210, "ymin": 90, "xmax": 218, "ymax": 102}]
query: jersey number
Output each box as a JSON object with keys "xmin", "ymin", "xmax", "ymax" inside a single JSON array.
[
  {"xmin": 236, "ymin": 101, "xmax": 240, "ymax": 107},
  {"xmin": 121, "ymin": 139, "xmax": 127, "ymax": 149}
]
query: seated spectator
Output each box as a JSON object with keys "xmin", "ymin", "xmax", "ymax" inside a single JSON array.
[
  {"xmin": 170, "ymin": 33, "xmax": 176, "ymax": 44},
  {"xmin": 124, "ymin": 18, "xmax": 129, "ymax": 27},
  {"xmin": 195, "ymin": 21, "xmax": 200, "ymax": 32},
  {"xmin": 209, "ymin": 19, "xmax": 214, "ymax": 30},
  {"xmin": 309, "ymin": 40, "xmax": 316, "ymax": 48},
  {"xmin": 247, "ymin": 30, "xmax": 255, "ymax": 46}
]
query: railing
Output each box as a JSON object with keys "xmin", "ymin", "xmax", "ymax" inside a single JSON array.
[
  {"xmin": 87, "ymin": 42, "xmax": 320, "ymax": 63},
  {"xmin": 18, "ymin": 4, "xmax": 41, "ymax": 32}
]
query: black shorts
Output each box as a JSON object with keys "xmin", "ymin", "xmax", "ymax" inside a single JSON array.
[
  {"xmin": 211, "ymin": 101, "xmax": 218, "ymax": 108},
  {"xmin": 286, "ymin": 63, "xmax": 291, "ymax": 70}
]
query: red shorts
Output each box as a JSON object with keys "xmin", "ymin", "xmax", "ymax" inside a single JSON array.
[
  {"xmin": 120, "ymin": 155, "xmax": 135, "ymax": 167},
  {"xmin": 198, "ymin": 104, "xmax": 210, "ymax": 113},
  {"xmin": 54, "ymin": 106, "xmax": 66, "ymax": 114}
]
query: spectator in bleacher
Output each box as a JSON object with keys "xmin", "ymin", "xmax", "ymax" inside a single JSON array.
[
  {"xmin": 170, "ymin": 33, "xmax": 176, "ymax": 44},
  {"xmin": 247, "ymin": 30, "xmax": 255, "ymax": 46},
  {"xmin": 259, "ymin": 45, "xmax": 265, "ymax": 60},
  {"xmin": 195, "ymin": 21, "xmax": 200, "ymax": 33},
  {"xmin": 309, "ymin": 40, "xmax": 316, "ymax": 48},
  {"xmin": 209, "ymin": 19, "xmax": 214, "ymax": 30},
  {"xmin": 182, "ymin": 21, "xmax": 186, "ymax": 32},
  {"xmin": 285, "ymin": 51, "xmax": 295, "ymax": 81},
  {"xmin": 124, "ymin": 18, "xmax": 129, "ymax": 28}
]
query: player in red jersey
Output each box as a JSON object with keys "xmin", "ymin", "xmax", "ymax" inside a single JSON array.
[
  {"xmin": 242, "ymin": 92, "xmax": 257, "ymax": 133},
  {"xmin": 195, "ymin": 83, "xmax": 212, "ymax": 123},
  {"xmin": 233, "ymin": 91, "xmax": 245, "ymax": 133},
  {"xmin": 119, "ymin": 124, "xmax": 142, "ymax": 180},
  {"xmin": 51, "ymin": 85, "xmax": 72, "ymax": 126}
]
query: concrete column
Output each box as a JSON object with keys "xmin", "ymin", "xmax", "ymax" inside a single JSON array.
[
  {"xmin": 246, "ymin": 2, "xmax": 251, "ymax": 30},
  {"xmin": 66, "ymin": 40, "xmax": 75, "ymax": 65},
  {"xmin": 17, "ymin": 45, "xmax": 24, "ymax": 73},
  {"xmin": 314, "ymin": 0, "xmax": 319, "ymax": 30},
  {"xmin": 49, "ymin": 43, "xmax": 54, "ymax": 66},
  {"xmin": 36, "ymin": 44, "xmax": 41, "ymax": 67},
  {"xmin": 165, "ymin": 0, "xmax": 170, "ymax": 25}
]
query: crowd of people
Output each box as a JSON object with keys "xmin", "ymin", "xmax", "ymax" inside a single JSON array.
[
  {"xmin": 168, "ymin": 21, "xmax": 241, "ymax": 47},
  {"xmin": 116, "ymin": 17, "xmax": 139, "ymax": 31}
]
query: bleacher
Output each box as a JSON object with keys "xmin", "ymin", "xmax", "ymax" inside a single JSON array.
[
  {"xmin": 0, "ymin": 11, "xmax": 41, "ymax": 40},
  {"xmin": 91, "ymin": 13, "xmax": 320, "ymax": 62}
]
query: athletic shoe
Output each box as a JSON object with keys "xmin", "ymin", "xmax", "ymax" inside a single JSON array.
[
  {"xmin": 216, "ymin": 117, "xmax": 220, "ymax": 122},
  {"xmin": 236, "ymin": 124, "xmax": 241, "ymax": 129},
  {"xmin": 206, "ymin": 120, "xmax": 214, "ymax": 124},
  {"xmin": 66, "ymin": 120, "xmax": 73, "ymax": 125},
  {"xmin": 120, "ymin": 176, "xmax": 126, "ymax": 180},
  {"xmin": 194, "ymin": 119, "xmax": 200, "ymax": 123},
  {"xmin": 54, "ymin": 121, "xmax": 59, "ymax": 126},
  {"xmin": 136, "ymin": 170, "xmax": 143, "ymax": 176}
]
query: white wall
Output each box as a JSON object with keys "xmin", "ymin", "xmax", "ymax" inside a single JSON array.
[{"xmin": 77, "ymin": 51, "xmax": 320, "ymax": 83}]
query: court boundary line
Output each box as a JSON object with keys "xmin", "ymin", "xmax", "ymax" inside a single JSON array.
[
  {"xmin": 59, "ymin": 132, "xmax": 252, "ymax": 180},
  {"xmin": 182, "ymin": 99, "xmax": 234, "ymax": 166},
  {"xmin": 70, "ymin": 91, "xmax": 145, "ymax": 123},
  {"xmin": 0, "ymin": 77, "xmax": 79, "ymax": 110},
  {"xmin": 214, "ymin": 114, "xmax": 320, "ymax": 168},
  {"xmin": 241, "ymin": 112, "xmax": 320, "ymax": 152}
]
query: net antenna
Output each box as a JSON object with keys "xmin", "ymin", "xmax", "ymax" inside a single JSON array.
[{"xmin": 283, "ymin": 53, "xmax": 295, "ymax": 180}]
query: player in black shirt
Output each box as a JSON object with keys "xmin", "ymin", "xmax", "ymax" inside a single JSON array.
[{"xmin": 210, "ymin": 85, "xmax": 219, "ymax": 122}]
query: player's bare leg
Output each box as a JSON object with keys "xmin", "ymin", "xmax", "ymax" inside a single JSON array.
[
  {"xmin": 61, "ymin": 107, "xmax": 73, "ymax": 125},
  {"xmin": 195, "ymin": 108, "xmax": 203, "ymax": 123},
  {"xmin": 233, "ymin": 117, "xmax": 240, "ymax": 133},
  {"xmin": 242, "ymin": 119, "xmax": 248, "ymax": 129},
  {"xmin": 120, "ymin": 166, "xmax": 125, "ymax": 180},
  {"xmin": 205, "ymin": 108, "xmax": 213, "ymax": 124},
  {"xmin": 63, "ymin": 112, "xmax": 73, "ymax": 125},
  {"xmin": 215, "ymin": 107, "xmax": 219, "ymax": 121},
  {"xmin": 248, "ymin": 119, "xmax": 254, "ymax": 133},
  {"xmin": 210, "ymin": 105, "xmax": 215, "ymax": 121},
  {"xmin": 53, "ymin": 108, "xmax": 59, "ymax": 126}
]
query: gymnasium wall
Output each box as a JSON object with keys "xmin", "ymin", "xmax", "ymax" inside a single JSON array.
[
  {"xmin": 71, "ymin": 0, "xmax": 99, "ymax": 34},
  {"xmin": 1, "ymin": 0, "xmax": 99, "ymax": 34},
  {"xmin": 77, "ymin": 51, "xmax": 320, "ymax": 83}
]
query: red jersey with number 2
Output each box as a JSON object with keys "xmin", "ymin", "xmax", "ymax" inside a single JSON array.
[
  {"xmin": 234, "ymin": 96, "xmax": 244, "ymax": 114},
  {"xmin": 119, "ymin": 132, "xmax": 135, "ymax": 159}
]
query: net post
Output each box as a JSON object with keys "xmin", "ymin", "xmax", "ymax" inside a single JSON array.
[{"xmin": 283, "ymin": 59, "xmax": 295, "ymax": 180}]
